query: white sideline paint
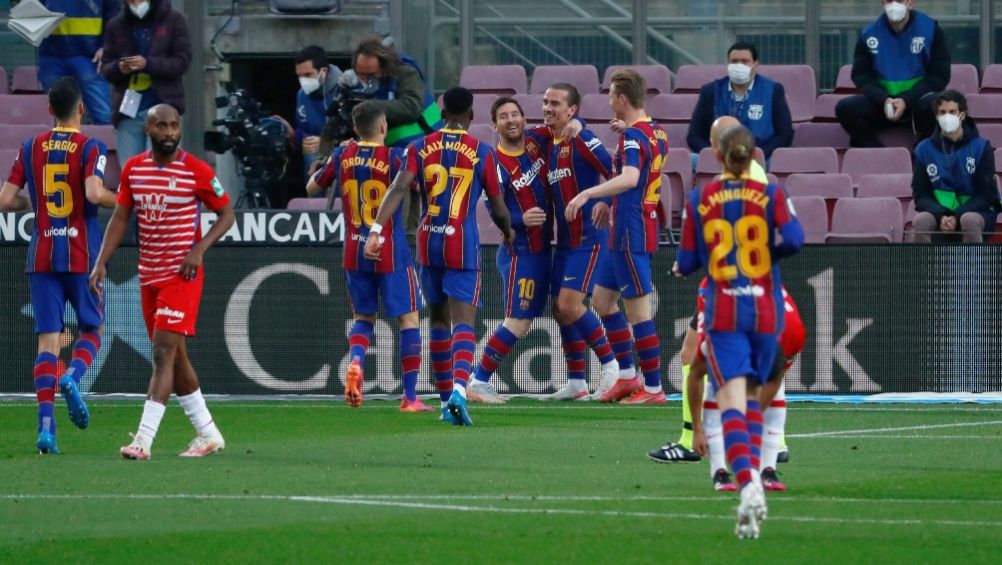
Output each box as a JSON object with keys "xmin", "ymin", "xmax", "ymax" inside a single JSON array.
[
  {"xmin": 1, "ymin": 493, "xmax": 1001, "ymax": 528},
  {"xmin": 790, "ymin": 419, "xmax": 1002, "ymax": 438}
]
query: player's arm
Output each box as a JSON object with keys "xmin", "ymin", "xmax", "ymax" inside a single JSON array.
[
  {"xmin": 564, "ymin": 166, "xmax": 640, "ymax": 223},
  {"xmin": 89, "ymin": 204, "xmax": 132, "ymax": 294},
  {"xmin": 772, "ymin": 188, "xmax": 805, "ymax": 259},
  {"xmin": 0, "ymin": 181, "xmax": 30, "ymax": 211},
  {"xmin": 484, "ymin": 157, "xmax": 514, "ymax": 242},
  {"xmin": 674, "ymin": 196, "xmax": 703, "ymax": 276},
  {"xmin": 364, "ymin": 167, "xmax": 416, "ymax": 260},
  {"xmin": 85, "ymin": 176, "xmax": 118, "ymax": 208},
  {"xmin": 487, "ymin": 191, "xmax": 515, "ymax": 243},
  {"xmin": 306, "ymin": 150, "xmax": 339, "ymax": 196}
]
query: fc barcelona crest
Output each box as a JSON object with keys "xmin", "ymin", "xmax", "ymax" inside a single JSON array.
[
  {"xmin": 748, "ymin": 104, "xmax": 764, "ymax": 121},
  {"xmin": 559, "ymin": 145, "xmax": 570, "ymax": 158},
  {"xmin": 911, "ymin": 37, "xmax": 926, "ymax": 54}
]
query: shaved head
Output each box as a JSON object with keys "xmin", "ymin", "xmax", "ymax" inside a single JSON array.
[
  {"xmin": 145, "ymin": 104, "xmax": 182, "ymax": 159},
  {"xmin": 146, "ymin": 103, "xmax": 180, "ymax": 126},
  {"xmin": 710, "ymin": 116, "xmax": 740, "ymax": 150}
]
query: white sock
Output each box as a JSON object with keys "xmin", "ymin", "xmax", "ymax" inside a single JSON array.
[
  {"xmin": 619, "ymin": 366, "xmax": 636, "ymax": 379},
  {"xmin": 566, "ymin": 379, "xmax": 588, "ymax": 392},
  {"xmin": 644, "ymin": 385, "xmax": 662, "ymax": 394},
  {"xmin": 178, "ymin": 389, "xmax": 221, "ymax": 438},
  {"xmin": 452, "ymin": 384, "xmax": 467, "ymax": 398},
  {"xmin": 762, "ymin": 403, "xmax": 787, "ymax": 471},
  {"xmin": 137, "ymin": 400, "xmax": 166, "ymax": 445},
  {"xmin": 704, "ymin": 406, "xmax": 726, "ymax": 479},
  {"xmin": 602, "ymin": 360, "xmax": 623, "ymax": 377}
]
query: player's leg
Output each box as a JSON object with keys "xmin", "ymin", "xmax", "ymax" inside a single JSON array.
[
  {"xmin": 557, "ymin": 245, "xmax": 618, "ymax": 380},
  {"xmin": 677, "ymin": 325, "xmax": 700, "ymax": 449},
  {"xmin": 758, "ymin": 346, "xmax": 788, "ymax": 490},
  {"xmin": 173, "ymin": 338, "xmax": 226, "ymax": 457},
  {"xmin": 592, "ymin": 254, "xmax": 636, "ymax": 385},
  {"xmin": 549, "ymin": 250, "xmax": 591, "ymax": 398},
  {"xmin": 121, "ymin": 328, "xmax": 182, "ymax": 460},
  {"xmin": 601, "ymin": 252, "xmax": 660, "ymax": 403},
  {"xmin": 60, "ymin": 273, "xmax": 105, "ymax": 429},
  {"xmin": 344, "ymin": 270, "xmax": 380, "ymax": 408},
  {"xmin": 421, "ymin": 266, "xmax": 455, "ymax": 420},
  {"xmin": 444, "ymin": 269, "xmax": 480, "ymax": 426},
  {"xmin": 28, "ymin": 274, "xmax": 67, "ymax": 453},
  {"xmin": 648, "ymin": 347, "xmax": 703, "ymax": 464},
  {"xmin": 384, "ymin": 263, "xmax": 429, "ymax": 412}
]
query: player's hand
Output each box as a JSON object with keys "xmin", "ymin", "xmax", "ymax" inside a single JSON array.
[
  {"xmin": 565, "ymin": 191, "xmax": 591, "ymax": 222},
  {"xmin": 88, "ymin": 263, "xmax": 107, "ymax": 295},
  {"xmin": 561, "ymin": 119, "xmax": 583, "ymax": 139},
  {"xmin": 364, "ymin": 232, "xmax": 383, "ymax": 260},
  {"xmin": 307, "ymin": 158, "xmax": 324, "ymax": 178},
  {"xmin": 591, "ymin": 201, "xmax": 610, "ymax": 228},
  {"xmin": 523, "ymin": 207, "xmax": 547, "ymax": 227},
  {"xmin": 178, "ymin": 248, "xmax": 204, "ymax": 280},
  {"xmin": 609, "ymin": 119, "xmax": 627, "ymax": 133},
  {"xmin": 503, "ymin": 228, "xmax": 516, "ymax": 245},
  {"xmin": 692, "ymin": 427, "xmax": 708, "ymax": 457},
  {"xmin": 671, "ymin": 261, "xmax": 684, "ymax": 278}
]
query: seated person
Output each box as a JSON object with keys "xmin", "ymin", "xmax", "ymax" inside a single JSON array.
[{"xmin": 912, "ymin": 90, "xmax": 1000, "ymax": 243}]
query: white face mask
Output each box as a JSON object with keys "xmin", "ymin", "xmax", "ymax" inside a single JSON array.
[
  {"xmin": 884, "ymin": 2, "xmax": 908, "ymax": 23},
  {"xmin": 937, "ymin": 113, "xmax": 962, "ymax": 134},
  {"xmin": 299, "ymin": 76, "xmax": 321, "ymax": 95},
  {"xmin": 727, "ymin": 63, "xmax": 753, "ymax": 85},
  {"xmin": 129, "ymin": 1, "xmax": 150, "ymax": 18}
]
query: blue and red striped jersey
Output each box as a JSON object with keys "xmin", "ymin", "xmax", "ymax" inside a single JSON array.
[
  {"xmin": 496, "ymin": 136, "xmax": 551, "ymax": 253},
  {"xmin": 404, "ymin": 128, "xmax": 502, "ymax": 270},
  {"xmin": 677, "ymin": 177, "xmax": 804, "ymax": 334},
  {"xmin": 314, "ymin": 142, "xmax": 411, "ymax": 273},
  {"xmin": 6, "ymin": 127, "xmax": 108, "ymax": 274},
  {"xmin": 539, "ymin": 128, "xmax": 613, "ymax": 248},
  {"xmin": 612, "ymin": 119, "xmax": 668, "ymax": 253}
]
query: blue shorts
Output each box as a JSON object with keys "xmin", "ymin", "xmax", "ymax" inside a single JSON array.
[
  {"xmin": 29, "ymin": 273, "xmax": 104, "ymax": 334},
  {"xmin": 593, "ymin": 250, "xmax": 654, "ymax": 298},
  {"xmin": 421, "ymin": 266, "xmax": 481, "ymax": 307},
  {"xmin": 550, "ymin": 243, "xmax": 606, "ymax": 297},
  {"xmin": 346, "ymin": 266, "xmax": 424, "ymax": 318},
  {"xmin": 702, "ymin": 330, "xmax": 779, "ymax": 392},
  {"xmin": 497, "ymin": 245, "xmax": 551, "ymax": 319}
]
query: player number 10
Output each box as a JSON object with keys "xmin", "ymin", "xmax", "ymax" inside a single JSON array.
[
  {"xmin": 703, "ymin": 216, "xmax": 771, "ymax": 281},
  {"xmin": 517, "ymin": 278, "xmax": 535, "ymax": 300}
]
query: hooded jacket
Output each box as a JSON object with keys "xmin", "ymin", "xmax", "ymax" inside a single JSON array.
[{"xmin": 912, "ymin": 119, "xmax": 1000, "ymax": 221}]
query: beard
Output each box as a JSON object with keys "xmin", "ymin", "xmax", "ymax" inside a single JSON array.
[{"xmin": 151, "ymin": 137, "xmax": 179, "ymax": 156}]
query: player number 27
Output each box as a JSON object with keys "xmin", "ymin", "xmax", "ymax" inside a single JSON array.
[
  {"xmin": 342, "ymin": 179, "xmax": 387, "ymax": 228},
  {"xmin": 424, "ymin": 165, "xmax": 473, "ymax": 219},
  {"xmin": 43, "ymin": 163, "xmax": 73, "ymax": 218},
  {"xmin": 703, "ymin": 216, "xmax": 771, "ymax": 281}
]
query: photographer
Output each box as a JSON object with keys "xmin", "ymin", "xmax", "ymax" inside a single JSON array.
[
  {"xmin": 294, "ymin": 45, "xmax": 341, "ymax": 179},
  {"xmin": 318, "ymin": 37, "xmax": 441, "ymax": 161}
]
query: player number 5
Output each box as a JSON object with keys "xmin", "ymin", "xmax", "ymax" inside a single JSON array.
[{"xmin": 43, "ymin": 163, "xmax": 73, "ymax": 218}]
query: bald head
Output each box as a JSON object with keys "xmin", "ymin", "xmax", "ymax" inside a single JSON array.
[
  {"xmin": 146, "ymin": 104, "xmax": 180, "ymax": 126},
  {"xmin": 710, "ymin": 116, "xmax": 740, "ymax": 150},
  {"xmin": 145, "ymin": 104, "xmax": 181, "ymax": 158}
]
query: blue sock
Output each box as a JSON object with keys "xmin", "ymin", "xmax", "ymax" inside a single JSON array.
[
  {"xmin": 632, "ymin": 319, "xmax": 661, "ymax": 390},
  {"xmin": 475, "ymin": 325, "xmax": 518, "ymax": 383},
  {"xmin": 451, "ymin": 324, "xmax": 477, "ymax": 390},
  {"xmin": 400, "ymin": 328, "xmax": 421, "ymax": 402},
  {"xmin": 430, "ymin": 327, "xmax": 453, "ymax": 402},
  {"xmin": 348, "ymin": 320, "xmax": 374, "ymax": 365},
  {"xmin": 560, "ymin": 324, "xmax": 587, "ymax": 382},
  {"xmin": 33, "ymin": 352, "xmax": 58, "ymax": 435},
  {"xmin": 572, "ymin": 310, "xmax": 616, "ymax": 365}
]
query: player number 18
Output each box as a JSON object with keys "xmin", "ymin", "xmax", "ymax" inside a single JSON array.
[
  {"xmin": 342, "ymin": 179, "xmax": 387, "ymax": 228},
  {"xmin": 703, "ymin": 216, "xmax": 771, "ymax": 281}
]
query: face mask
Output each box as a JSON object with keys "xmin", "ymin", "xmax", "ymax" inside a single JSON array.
[
  {"xmin": 299, "ymin": 76, "xmax": 321, "ymax": 95},
  {"xmin": 129, "ymin": 1, "xmax": 150, "ymax": 18},
  {"xmin": 727, "ymin": 63, "xmax": 752, "ymax": 85},
  {"xmin": 937, "ymin": 113, "xmax": 962, "ymax": 134},
  {"xmin": 884, "ymin": 2, "xmax": 908, "ymax": 23}
]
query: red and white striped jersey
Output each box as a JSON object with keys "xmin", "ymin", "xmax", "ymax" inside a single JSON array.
[{"xmin": 116, "ymin": 150, "xmax": 230, "ymax": 286}]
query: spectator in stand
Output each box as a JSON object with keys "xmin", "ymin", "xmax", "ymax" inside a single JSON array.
[
  {"xmin": 34, "ymin": 0, "xmax": 120, "ymax": 125},
  {"xmin": 294, "ymin": 45, "xmax": 341, "ymax": 180},
  {"xmin": 101, "ymin": 0, "xmax": 191, "ymax": 161},
  {"xmin": 912, "ymin": 90, "xmax": 1000, "ymax": 243},
  {"xmin": 687, "ymin": 41, "xmax": 793, "ymax": 164},
  {"xmin": 836, "ymin": 1, "xmax": 949, "ymax": 147}
]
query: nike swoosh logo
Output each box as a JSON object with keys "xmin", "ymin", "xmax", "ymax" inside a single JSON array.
[
  {"xmin": 563, "ymin": 276, "xmax": 576, "ymax": 282},
  {"xmin": 167, "ymin": 318, "xmax": 183, "ymax": 324},
  {"xmin": 620, "ymin": 285, "xmax": 630, "ymax": 292}
]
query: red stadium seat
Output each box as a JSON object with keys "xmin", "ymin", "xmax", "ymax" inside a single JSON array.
[
  {"xmin": 785, "ymin": 172, "xmax": 853, "ymax": 224},
  {"xmin": 0, "ymin": 94, "xmax": 51, "ymax": 125},
  {"xmin": 104, "ymin": 152, "xmax": 122, "ymax": 191},
  {"xmin": 672, "ymin": 65, "xmax": 725, "ymax": 93},
  {"xmin": 981, "ymin": 64, "xmax": 1002, "ymax": 93},
  {"xmin": 663, "ymin": 147, "xmax": 693, "ymax": 228},
  {"xmin": 758, "ymin": 65, "xmax": 817, "ymax": 122},
  {"xmin": 856, "ymin": 173, "xmax": 913, "ymax": 217},
  {"xmin": 578, "ymin": 93, "xmax": 614, "ymax": 123},
  {"xmin": 647, "ymin": 93, "xmax": 698, "ymax": 123},
  {"xmin": 470, "ymin": 94, "xmax": 499, "ymax": 125},
  {"xmin": 834, "ymin": 64, "xmax": 856, "ymax": 94},
  {"xmin": 903, "ymin": 199, "xmax": 919, "ymax": 242},
  {"xmin": 0, "ymin": 149, "xmax": 18, "ymax": 178},
  {"xmin": 460, "ymin": 65, "xmax": 527, "ymax": 96},
  {"xmin": 769, "ymin": 147, "xmax": 839, "ymax": 183},
  {"xmin": 792, "ymin": 122, "xmax": 850, "ymax": 152},
  {"xmin": 286, "ymin": 197, "xmax": 330, "ymax": 211},
  {"xmin": 827, "ymin": 197, "xmax": 903, "ymax": 243},
  {"xmin": 947, "ymin": 64, "xmax": 980, "ymax": 95},
  {"xmin": 813, "ymin": 94, "xmax": 849, "ymax": 122},
  {"xmin": 512, "ymin": 94, "xmax": 543, "ymax": 124},
  {"xmin": 468, "ymin": 124, "xmax": 497, "ymax": 147},
  {"xmin": 789, "ymin": 196, "xmax": 828, "ymax": 242},
  {"xmin": 875, "ymin": 126, "xmax": 918, "ymax": 150},
  {"xmin": 693, "ymin": 146, "xmax": 765, "ymax": 189},
  {"xmin": 476, "ymin": 198, "xmax": 503, "ymax": 244},
  {"xmin": 966, "ymin": 94, "xmax": 1002, "ymax": 124},
  {"xmin": 841, "ymin": 147, "xmax": 911, "ymax": 184},
  {"xmin": 0, "ymin": 124, "xmax": 47, "ymax": 150},
  {"xmin": 0, "ymin": 67, "xmax": 8, "ymax": 94},
  {"xmin": 662, "ymin": 122, "xmax": 691, "ymax": 152},
  {"xmin": 81, "ymin": 125, "xmax": 117, "ymax": 151},
  {"xmin": 602, "ymin": 64, "xmax": 673, "ymax": 95},
  {"xmin": 588, "ymin": 123, "xmax": 620, "ymax": 152},
  {"xmin": 11, "ymin": 66, "xmax": 42, "ymax": 94},
  {"xmin": 530, "ymin": 65, "xmax": 600, "ymax": 95},
  {"xmin": 977, "ymin": 123, "xmax": 1002, "ymax": 149}
]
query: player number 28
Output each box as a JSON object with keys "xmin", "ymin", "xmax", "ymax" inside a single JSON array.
[
  {"xmin": 703, "ymin": 216, "xmax": 771, "ymax": 281},
  {"xmin": 342, "ymin": 179, "xmax": 387, "ymax": 227},
  {"xmin": 43, "ymin": 163, "xmax": 73, "ymax": 218},
  {"xmin": 425, "ymin": 165, "xmax": 473, "ymax": 219}
]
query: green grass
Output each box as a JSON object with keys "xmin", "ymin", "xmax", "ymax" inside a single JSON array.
[{"xmin": 2, "ymin": 400, "xmax": 1002, "ymax": 563}]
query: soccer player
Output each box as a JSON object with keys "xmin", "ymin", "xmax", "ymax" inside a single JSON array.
[
  {"xmin": 306, "ymin": 101, "xmax": 430, "ymax": 412},
  {"xmin": 541, "ymin": 83, "xmax": 622, "ymax": 401},
  {"xmin": 466, "ymin": 97, "xmax": 552, "ymax": 404},
  {"xmin": 565, "ymin": 69, "xmax": 668, "ymax": 405},
  {"xmin": 364, "ymin": 87, "xmax": 514, "ymax": 426},
  {"xmin": 0, "ymin": 77, "xmax": 118, "ymax": 454},
  {"xmin": 89, "ymin": 104, "xmax": 236, "ymax": 460},
  {"xmin": 675, "ymin": 125, "xmax": 803, "ymax": 539}
]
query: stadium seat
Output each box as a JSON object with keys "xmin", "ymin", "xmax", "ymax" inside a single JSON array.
[
  {"xmin": 0, "ymin": 94, "xmax": 50, "ymax": 125},
  {"xmin": 834, "ymin": 64, "xmax": 856, "ymax": 94},
  {"xmin": 0, "ymin": 149, "xmax": 18, "ymax": 177},
  {"xmin": 11, "ymin": 66, "xmax": 42, "ymax": 94},
  {"xmin": 530, "ymin": 65, "xmax": 600, "ymax": 95},
  {"xmin": 601, "ymin": 64, "xmax": 673, "ymax": 95},
  {"xmin": 981, "ymin": 64, "xmax": 1002, "ymax": 93},
  {"xmin": 579, "ymin": 93, "xmax": 614, "ymax": 122},
  {"xmin": 875, "ymin": 126, "xmax": 918, "ymax": 150},
  {"xmin": 976, "ymin": 123, "xmax": 1002, "ymax": 149},
  {"xmin": 477, "ymin": 198, "xmax": 503, "ymax": 244},
  {"xmin": 792, "ymin": 122, "xmax": 850, "ymax": 151},
  {"xmin": 468, "ymin": 124, "xmax": 497, "ymax": 147},
  {"xmin": 966, "ymin": 94, "xmax": 1002, "ymax": 124},
  {"xmin": 81, "ymin": 125, "xmax": 117, "ymax": 151},
  {"xmin": 996, "ymin": 148, "xmax": 1002, "ymax": 187},
  {"xmin": 947, "ymin": 64, "xmax": 980, "ymax": 95},
  {"xmin": 903, "ymin": 199, "xmax": 917, "ymax": 242},
  {"xmin": 769, "ymin": 147, "xmax": 839, "ymax": 182},
  {"xmin": 648, "ymin": 93, "xmax": 699, "ymax": 123},
  {"xmin": 459, "ymin": 65, "xmax": 527, "ymax": 96},
  {"xmin": 589, "ymin": 123, "xmax": 620, "ymax": 151},
  {"xmin": 662, "ymin": 122, "xmax": 690, "ymax": 152},
  {"xmin": 693, "ymin": 146, "xmax": 765, "ymax": 189},
  {"xmin": 0, "ymin": 124, "xmax": 47, "ymax": 150},
  {"xmin": 842, "ymin": 147, "xmax": 911, "ymax": 184},
  {"xmin": 813, "ymin": 93, "xmax": 849, "ymax": 122},
  {"xmin": 470, "ymin": 94, "xmax": 499, "ymax": 125},
  {"xmin": 856, "ymin": 173, "xmax": 913, "ymax": 217},
  {"xmin": 104, "ymin": 152, "xmax": 122, "ymax": 190},
  {"xmin": 663, "ymin": 147, "xmax": 693, "ymax": 227},
  {"xmin": 0, "ymin": 67, "xmax": 8, "ymax": 94},
  {"xmin": 512, "ymin": 94, "xmax": 543, "ymax": 124},
  {"xmin": 286, "ymin": 197, "xmax": 330, "ymax": 211},
  {"xmin": 672, "ymin": 65, "xmax": 725, "ymax": 93},
  {"xmin": 827, "ymin": 197, "xmax": 903, "ymax": 243},
  {"xmin": 789, "ymin": 196, "xmax": 828, "ymax": 242},
  {"xmin": 758, "ymin": 65, "xmax": 817, "ymax": 122},
  {"xmin": 784, "ymin": 172, "xmax": 853, "ymax": 224}
]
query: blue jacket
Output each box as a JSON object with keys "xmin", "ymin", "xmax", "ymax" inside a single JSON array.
[
  {"xmin": 39, "ymin": 0, "xmax": 120, "ymax": 58},
  {"xmin": 295, "ymin": 64, "xmax": 339, "ymax": 148},
  {"xmin": 913, "ymin": 121, "xmax": 1000, "ymax": 221},
  {"xmin": 688, "ymin": 75, "xmax": 794, "ymax": 159},
  {"xmin": 861, "ymin": 10, "xmax": 936, "ymax": 96}
]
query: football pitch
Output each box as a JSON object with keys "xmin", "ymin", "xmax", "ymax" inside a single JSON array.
[{"xmin": 2, "ymin": 400, "xmax": 1001, "ymax": 563}]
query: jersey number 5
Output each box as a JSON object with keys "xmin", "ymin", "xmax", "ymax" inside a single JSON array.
[
  {"xmin": 44, "ymin": 163, "xmax": 73, "ymax": 218},
  {"xmin": 425, "ymin": 165, "xmax": 473, "ymax": 219},
  {"xmin": 703, "ymin": 216, "xmax": 771, "ymax": 281}
]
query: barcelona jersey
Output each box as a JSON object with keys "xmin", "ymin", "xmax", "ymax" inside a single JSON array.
[
  {"xmin": 677, "ymin": 176, "xmax": 804, "ymax": 334},
  {"xmin": 404, "ymin": 128, "xmax": 502, "ymax": 270},
  {"xmin": 313, "ymin": 142, "xmax": 412, "ymax": 273},
  {"xmin": 536, "ymin": 128, "xmax": 612, "ymax": 248},
  {"xmin": 6, "ymin": 127, "xmax": 108, "ymax": 274},
  {"xmin": 612, "ymin": 119, "xmax": 668, "ymax": 253},
  {"xmin": 496, "ymin": 137, "xmax": 551, "ymax": 254}
]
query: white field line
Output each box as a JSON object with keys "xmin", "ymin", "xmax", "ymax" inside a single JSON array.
[
  {"xmin": 792, "ymin": 434, "xmax": 1002, "ymax": 440},
  {"xmin": 1, "ymin": 493, "xmax": 1001, "ymax": 528},
  {"xmin": 790, "ymin": 420, "xmax": 1002, "ymax": 438}
]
